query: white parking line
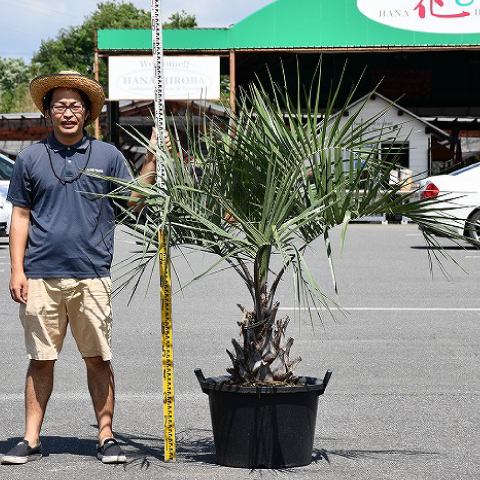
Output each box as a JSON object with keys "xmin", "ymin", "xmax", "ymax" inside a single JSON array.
[
  {"xmin": 280, "ymin": 307, "xmax": 480, "ymax": 312},
  {"xmin": 0, "ymin": 392, "xmax": 197, "ymax": 401},
  {"xmin": 466, "ymin": 256, "xmax": 480, "ymax": 259}
]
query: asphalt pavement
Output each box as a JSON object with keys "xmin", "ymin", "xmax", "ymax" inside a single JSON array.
[{"xmin": 0, "ymin": 224, "xmax": 479, "ymax": 480}]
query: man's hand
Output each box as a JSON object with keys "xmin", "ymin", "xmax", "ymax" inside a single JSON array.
[
  {"xmin": 146, "ymin": 127, "xmax": 172, "ymax": 164},
  {"xmin": 141, "ymin": 126, "xmax": 172, "ymax": 178},
  {"xmin": 10, "ymin": 271, "xmax": 28, "ymax": 304},
  {"xmin": 163, "ymin": 129, "xmax": 172, "ymax": 152}
]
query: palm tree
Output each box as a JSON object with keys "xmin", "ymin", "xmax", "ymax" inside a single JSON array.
[{"xmin": 108, "ymin": 66, "xmax": 463, "ymax": 386}]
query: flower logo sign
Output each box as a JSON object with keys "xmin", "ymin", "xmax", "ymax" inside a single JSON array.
[{"xmin": 357, "ymin": 0, "xmax": 480, "ymax": 34}]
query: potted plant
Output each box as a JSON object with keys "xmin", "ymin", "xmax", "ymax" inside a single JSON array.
[{"xmin": 107, "ymin": 67, "xmax": 461, "ymax": 469}]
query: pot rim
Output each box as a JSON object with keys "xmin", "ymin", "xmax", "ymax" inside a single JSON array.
[{"xmin": 194, "ymin": 368, "xmax": 332, "ymax": 395}]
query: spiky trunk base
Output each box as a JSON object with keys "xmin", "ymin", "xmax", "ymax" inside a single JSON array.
[{"xmin": 226, "ymin": 302, "xmax": 302, "ymax": 385}]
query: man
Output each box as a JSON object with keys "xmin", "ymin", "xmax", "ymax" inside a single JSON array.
[{"xmin": 2, "ymin": 71, "xmax": 159, "ymax": 465}]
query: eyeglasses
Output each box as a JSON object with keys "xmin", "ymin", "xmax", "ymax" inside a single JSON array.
[{"xmin": 50, "ymin": 102, "xmax": 85, "ymax": 115}]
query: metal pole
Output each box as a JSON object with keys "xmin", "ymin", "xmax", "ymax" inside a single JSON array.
[
  {"xmin": 229, "ymin": 49, "xmax": 236, "ymax": 115},
  {"xmin": 151, "ymin": 0, "xmax": 176, "ymax": 462},
  {"xmin": 94, "ymin": 29, "xmax": 100, "ymax": 139}
]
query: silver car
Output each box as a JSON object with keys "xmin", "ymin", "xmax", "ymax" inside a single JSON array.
[{"xmin": 0, "ymin": 154, "xmax": 14, "ymax": 237}]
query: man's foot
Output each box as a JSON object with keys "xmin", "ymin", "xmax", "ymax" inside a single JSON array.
[
  {"xmin": 96, "ymin": 438, "xmax": 127, "ymax": 464},
  {"xmin": 1, "ymin": 440, "xmax": 42, "ymax": 465}
]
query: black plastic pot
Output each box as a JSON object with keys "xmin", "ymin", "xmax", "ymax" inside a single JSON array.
[{"xmin": 195, "ymin": 368, "xmax": 332, "ymax": 469}]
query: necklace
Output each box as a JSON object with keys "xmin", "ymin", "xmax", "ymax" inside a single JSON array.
[{"xmin": 44, "ymin": 137, "xmax": 93, "ymax": 185}]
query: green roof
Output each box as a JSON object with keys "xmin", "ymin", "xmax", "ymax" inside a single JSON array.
[
  {"xmin": 98, "ymin": 28, "xmax": 230, "ymax": 51},
  {"xmin": 97, "ymin": 0, "xmax": 480, "ymax": 51}
]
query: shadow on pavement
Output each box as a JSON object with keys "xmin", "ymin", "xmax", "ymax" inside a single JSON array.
[
  {"xmin": 411, "ymin": 245, "xmax": 478, "ymax": 251},
  {"xmin": 114, "ymin": 428, "xmax": 217, "ymax": 472},
  {"xmin": 115, "ymin": 430, "xmax": 440, "ymax": 474},
  {"xmin": 176, "ymin": 428, "xmax": 216, "ymax": 463},
  {"xmin": 312, "ymin": 447, "xmax": 440, "ymax": 463},
  {"xmin": 1, "ymin": 434, "xmax": 439, "ymax": 473},
  {"xmin": 0, "ymin": 436, "xmax": 97, "ymax": 458},
  {"xmin": 244, "ymin": 447, "xmax": 441, "ymax": 474}
]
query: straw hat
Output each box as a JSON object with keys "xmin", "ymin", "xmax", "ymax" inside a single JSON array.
[{"xmin": 30, "ymin": 70, "xmax": 105, "ymax": 125}]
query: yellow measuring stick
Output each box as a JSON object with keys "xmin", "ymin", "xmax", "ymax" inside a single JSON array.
[
  {"xmin": 151, "ymin": 0, "xmax": 176, "ymax": 461},
  {"xmin": 159, "ymin": 231, "xmax": 176, "ymax": 460}
]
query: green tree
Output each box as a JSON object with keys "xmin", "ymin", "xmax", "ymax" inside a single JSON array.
[
  {"xmin": 0, "ymin": 57, "xmax": 30, "ymax": 91},
  {"xmin": 32, "ymin": 1, "xmax": 152, "ymax": 84},
  {"xmin": 164, "ymin": 10, "xmax": 197, "ymax": 28},
  {"xmin": 0, "ymin": 2, "xmax": 198, "ymax": 112},
  {"xmin": 0, "ymin": 57, "xmax": 32, "ymax": 112}
]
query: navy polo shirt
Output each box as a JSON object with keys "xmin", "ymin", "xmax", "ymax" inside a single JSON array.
[{"xmin": 7, "ymin": 133, "xmax": 133, "ymax": 278}]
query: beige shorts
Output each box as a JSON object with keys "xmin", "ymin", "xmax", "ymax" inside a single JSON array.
[{"xmin": 20, "ymin": 277, "xmax": 113, "ymax": 361}]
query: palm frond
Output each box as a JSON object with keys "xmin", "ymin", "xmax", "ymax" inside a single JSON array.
[{"xmin": 100, "ymin": 61, "xmax": 469, "ymax": 384}]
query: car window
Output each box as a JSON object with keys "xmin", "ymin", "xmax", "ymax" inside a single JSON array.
[
  {"xmin": 0, "ymin": 156, "xmax": 14, "ymax": 181},
  {"xmin": 450, "ymin": 162, "xmax": 480, "ymax": 176}
]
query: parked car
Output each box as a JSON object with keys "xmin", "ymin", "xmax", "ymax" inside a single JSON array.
[
  {"xmin": 0, "ymin": 153, "xmax": 14, "ymax": 237},
  {"xmin": 420, "ymin": 162, "xmax": 480, "ymax": 242},
  {"xmin": 0, "ymin": 153, "xmax": 14, "ymax": 180}
]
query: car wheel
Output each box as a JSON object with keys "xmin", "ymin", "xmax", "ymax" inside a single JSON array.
[{"xmin": 466, "ymin": 209, "xmax": 480, "ymax": 242}]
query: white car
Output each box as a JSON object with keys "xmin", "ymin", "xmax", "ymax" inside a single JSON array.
[
  {"xmin": 420, "ymin": 162, "xmax": 480, "ymax": 242},
  {"xmin": 0, "ymin": 153, "xmax": 14, "ymax": 237}
]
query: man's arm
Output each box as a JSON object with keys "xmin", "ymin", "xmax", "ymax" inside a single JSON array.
[{"xmin": 9, "ymin": 206, "xmax": 30, "ymax": 304}]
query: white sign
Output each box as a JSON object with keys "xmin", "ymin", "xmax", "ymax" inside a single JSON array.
[
  {"xmin": 108, "ymin": 56, "xmax": 220, "ymax": 100},
  {"xmin": 357, "ymin": 0, "xmax": 480, "ymax": 34}
]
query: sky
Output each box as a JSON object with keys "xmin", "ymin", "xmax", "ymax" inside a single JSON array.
[{"xmin": 0, "ymin": 0, "xmax": 274, "ymax": 62}]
